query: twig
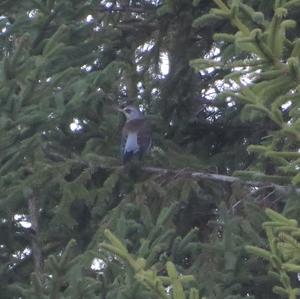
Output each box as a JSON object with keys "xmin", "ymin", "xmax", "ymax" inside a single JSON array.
[
  {"xmin": 41, "ymin": 147, "xmax": 300, "ymax": 195},
  {"xmin": 96, "ymin": 5, "xmax": 156, "ymax": 14},
  {"xmin": 27, "ymin": 188, "xmax": 43, "ymax": 282},
  {"xmin": 140, "ymin": 166, "xmax": 300, "ymax": 194}
]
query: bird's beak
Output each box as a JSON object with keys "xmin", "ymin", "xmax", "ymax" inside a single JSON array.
[{"xmin": 112, "ymin": 106, "xmax": 124, "ymax": 113}]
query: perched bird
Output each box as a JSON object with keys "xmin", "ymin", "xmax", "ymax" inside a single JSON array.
[{"xmin": 116, "ymin": 105, "xmax": 152, "ymax": 164}]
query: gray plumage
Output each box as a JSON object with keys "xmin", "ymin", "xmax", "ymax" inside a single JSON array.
[{"xmin": 119, "ymin": 106, "xmax": 152, "ymax": 163}]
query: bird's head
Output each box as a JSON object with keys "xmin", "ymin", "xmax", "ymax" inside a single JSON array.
[{"xmin": 116, "ymin": 105, "xmax": 144, "ymax": 121}]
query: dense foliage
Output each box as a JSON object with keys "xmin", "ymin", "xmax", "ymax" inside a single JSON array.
[{"xmin": 0, "ymin": 0, "xmax": 299, "ymax": 298}]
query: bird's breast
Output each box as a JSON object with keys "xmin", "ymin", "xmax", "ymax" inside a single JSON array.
[{"xmin": 124, "ymin": 132, "xmax": 139, "ymax": 153}]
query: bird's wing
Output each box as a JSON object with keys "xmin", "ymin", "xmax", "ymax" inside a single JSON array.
[
  {"xmin": 121, "ymin": 129, "xmax": 128, "ymax": 157},
  {"xmin": 121, "ymin": 119, "xmax": 151, "ymax": 163},
  {"xmin": 137, "ymin": 122, "xmax": 152, "ymax": 155}
]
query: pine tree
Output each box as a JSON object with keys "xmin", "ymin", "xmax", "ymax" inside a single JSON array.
[
  {"xmin": 0, "ymin": 1, "xmax": 299, "ymax": 299},
  {"xmin": 192, "ymin": 0, "xmax": 300, "ymax": 185}
]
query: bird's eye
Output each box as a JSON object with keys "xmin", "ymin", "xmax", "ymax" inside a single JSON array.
[{"xmin": 124, "ymin": 108, "xmax": 131, "ymax": 113}]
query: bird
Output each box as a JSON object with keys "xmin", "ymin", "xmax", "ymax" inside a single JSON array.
[{"xmin": 116, "ymin": 105, "xmax": 152, "ymax": 164}]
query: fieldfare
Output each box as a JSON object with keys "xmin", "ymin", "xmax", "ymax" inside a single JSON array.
[{"xmin": 117, "ymin": 105, "xmax": 152, "ymax": 164}]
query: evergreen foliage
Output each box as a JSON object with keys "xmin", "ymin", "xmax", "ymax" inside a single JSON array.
[
  {"xmin": 246, "ymin": 208, "xmax": 300, "ymax": 299},
  {"xmin": 0, "ymin": 0, "xmax": 299, "ymax": 299},
  {"xmin": 191, "ymin": 0, "xmax": 300, "ymax": 185}
]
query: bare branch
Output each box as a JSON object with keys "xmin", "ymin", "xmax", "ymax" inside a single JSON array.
[
  {"xmin": 140, "ymin": 166, "xmax": 300, "ymax": 195},
  {"xmin": 96, "ymin": 4, "xmax": 156, "ymax": 14},
  {"xmin": 27, "ymin": 188, "xmax": 43, "ymax": 281},
  {"xmin": 41, "ymin": 147, "xmax": 300, "ymax": 195}
]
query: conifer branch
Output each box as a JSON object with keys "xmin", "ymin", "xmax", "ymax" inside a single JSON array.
[
  {"xmin": 213, "ymin": 0, "xmax": 250, "ymax": 35},
  {"xmin": 97, "ymin": 5, "xmax": 155, "ymax": 14},
  {"xmin": 42, "ymin": 141, "xmax": 300, "ymax": 193},
  {"xmin": 42, "ymin": 143, "xmax": 300, "ymax": 194},
  {"xmin": 27, "ymin": 189, "xmax": 43, "ymax": 283},
  {"xmin": 139, "ymin": 166, "xmax": 300, "ymax": 194}
]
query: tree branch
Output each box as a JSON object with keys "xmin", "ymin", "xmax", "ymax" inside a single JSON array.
[
  {"xmin": 41, "ymin": 145, "xmax": 300, "ymax": 195},
  {"xmin": 27, "ymin": 188, "xmax": 43, "ymax": 282},
  {"xmin": 96, "ymin": 4, "xmax": 156, "ymax": 14},
  {"xmin": 140, "ymin": 166, "xmax": 300, "ymax": 195}
]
